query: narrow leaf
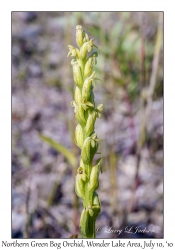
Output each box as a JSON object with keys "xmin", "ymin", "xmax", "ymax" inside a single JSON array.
[{"xmin": 39, "ymin": 133, "xmax": 76, "ymax": 167}]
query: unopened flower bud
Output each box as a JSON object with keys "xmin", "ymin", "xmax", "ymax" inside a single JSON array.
[
  {"xmin": 89, "ymin": 158, "xmax": 102, "ymax": 192},
  {"xmin": 80, "ymin": 39, "xmax": 97, "ymax": 60},
  {"xmin": 85, "ymin": 111, "xmax": 96, "ymax": 137},
  {"xmin": 75, "ymin": 103, "xmax": 86, "ymax": 126},
  {"xmin": 74, "ymin": 86, "xmax": 82, "ymax": 104},
  {"xmin": 81, "ymin": 137, "xmax": 91, "ymax": 164},
  {"xmin": 71, "ymin": 59, "xmax": 83, "ymax": 88},
  {"xmin": 84, "ymin": 57, "xmax": 93, "ymax": 78},
  {"xmin": 84, "ymin": 52, "xmax": 98, "ymax": 78},
  {"xmin": 75, "ymin": 174, "xmax": 85, "ymax": 199},
  {"xmin": 76, "ymin": 25, "xmax": 84, "ymax": 48},
  {"xmin": 82, "ymin": 72, "xmax": 96, "ymax": 102},
  {"xmin": 81, "ymin": 135, "xmax": 98, "ymax": 164},
  {"xmin": 75, "ymin": 124, "xmax": 84, "ymax": 149}
]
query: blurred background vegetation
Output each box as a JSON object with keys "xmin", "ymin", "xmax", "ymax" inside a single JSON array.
[{"xmin": 12, "ymin": 12, "xmax": 163, "ymax": 238}]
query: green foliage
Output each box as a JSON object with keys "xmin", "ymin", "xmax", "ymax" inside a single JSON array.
[{"xmin": 39, "ymin": 133, "xmax": 76, "ymax": 167}]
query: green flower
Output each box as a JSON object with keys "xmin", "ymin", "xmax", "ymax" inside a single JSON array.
[{"xmin": 67, "ymin": 45, "xmax": 80, "ymax": 58}]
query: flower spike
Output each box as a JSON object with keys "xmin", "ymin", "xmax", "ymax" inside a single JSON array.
[{"xmin": 68, "ymin": 25, "xmax": 102, "ymax": 239}]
